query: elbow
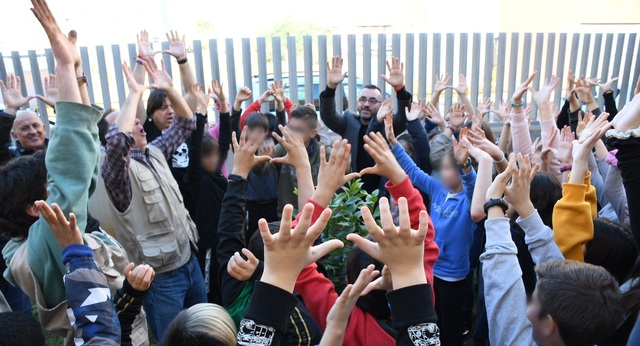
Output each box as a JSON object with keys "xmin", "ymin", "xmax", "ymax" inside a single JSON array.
[{"xmin": 471, "ymin": 208, "xmax": 486, "ymax": 223}]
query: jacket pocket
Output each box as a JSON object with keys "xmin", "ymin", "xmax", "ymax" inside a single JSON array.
[
  {"xmin": 169, "ymin": 178, "xmax": 184, "ymax": 203},
  {"xmin": 137, "ymin": 231, "xmax": 181, "ymax": 268},
  {"xmin": 139, "ymin": 171, "xmax": 169, "ymax": 223}
]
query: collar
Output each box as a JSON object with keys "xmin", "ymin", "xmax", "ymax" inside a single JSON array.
[
  {"xmin": 15, "ymin": 138, "xmax": 48, "ymax": 155},
  {"xmin": 130, "ymin": 147, "xmax": 149, "ymax": 161},
  {"xmin": 306, "ymin": 138, "xmax": 318, "ymax": 155}
]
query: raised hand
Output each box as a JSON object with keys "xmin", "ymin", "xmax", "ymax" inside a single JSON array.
[
  {"xmin": 492, "ymin": 101, "xmax": 512, "ymax": 125},
  {"xmin": 123, "ymin": 62, "xmax": 151, "ymax": 95},
  {"xmin": 227, "ymin": 248, "xmax": 259, "ymax": 282},
  {"xmin": 270, "ymin": 80, "xmax": 286, "ymax": 103},
  {"xmin": 258, "ymin": 138, "xmax": 275, "ymax": 158},
  {"xmin": 327, "ymin": 56, "xmax": 347, "ymax": 89},
  {"xmin": 312, "ymin": 139, "xmax": 361, "ymax": 207},
  {"xmin": 381, "ymin": 56, "xmax": 404, "ymax": 88},
  {"xmin": 529, "ymin": 76, "xmax": 560, "ymax": 106},
  {"xmin": 423, "ymin": 101, "xmax": 445, "ymax": 127},
  {"xmin": 137, "ymin": 30, "xmax": 158, "ymax": 58},
  {"xmin": 576, "ymin": 112, "xmax": 611, "ymax": 150},
  {"xmin": 466, "ymin": 128, "xmax": 503, "ymax": 161},
  {"xmin": 486, "ymin": 154, "xmax": 516, "ymax": 201},
  {"xmin": 271, "ymin": 125, "xmax": 311, "ymax": 169},
  {"xmin": 453, "ymin": 129, "xmax": 470, "ymax": 165},
  {"xmin": 361, "ymin": 265, "xmax": 392, "ymax": 296},
  {"xmin": 35, "ymin": 200, "xmax": 83, "ymax": 250},
  {"xmin": 162, "ymin": 30, "xmax": 187, "ymax": 61},
  {"xmin": 258, "ymin": 89, "xmax": 275, "ymax": 104},
  {"xmin": 259, "ymin": 203, "xmax": 343, "ymax": 293},
  {"xmin": 31, "ymin": 0, "xmax": 81, "ymax": 68},
  {"xmin": 595, "ymin": 77, "xmax": 619, "ymax": 93},
  {"xmin": 123, "ymin": 263, "xmax": 155, "ymax": 292},
  {"xmin": 141, "ymin": 57, "xmax": 173, "ymax": 91},
  {"xmin": 190, "ymin": 84, "xmax": 211, "ymax": 115},
  {"xmin": 235, "ymin": 87, "xmax": 253, "ymax": 103},
  {"xmin": 433, "ymin": 73, "xmax": 451, "ymax": 94},
  {"xmin": 504, "ymin": 154, "xmax": 539, "ymax": 218},
  {"xmin": 383, "ymin": 108, "xmax": 397, "ymax": 147},
  {"xmin": 231, "ymin": 126, "xmax": 272, "ymax": 178},
  {"xmin": 476, "ymin": 97, "xmax": 492, "ymax": 116},
  {"xmin": 320, "ymin": 264, "xmax": 380, "ymax": 346},
  {"xmin": 376, "ymin": 98, "xmax": 393, "ymax": 122},
  {"xmin": 512, "ymin": 71, "xmax": 537, "ymax": 104},
  {"xmin": 557, "ymin": 126, "xmax": 575, "ymax": 165},
  {"xmin": 405, "ymin": 101, "xmax": 422, "ymax": 122},
  {"xmin": 453, "ymin": 74, "xmax": 469, "ymax": 95},
  {"xmin": 0, "ymin": 74, "xmax": 35, "ymax": 115},
  {"xmin": 463, "ymin": 132, "xmax": 493, "ymax": 163},
  {"xmin": 573, "ymin": 77, "xmax": 595, "ymax": 103},
  {"xmin": 347, "ymin": 197, "xmax": 429, "ymax": 290},
  {"xmin": 209, "ymin": 80, "xmax": 226, "ymax": 103},
  {"xmin": 575, "ymin": 111, "xmax": 591, "ymax": 138},
  {"xmin": 361, "ymin": 132, "xmax": 406, "ymax": 185},
  {"xmin": 35, "ymin": 73, "xmax": 58, "ymax": 108},
  {"xmin": 449, "ymin": 102, "xmax": 465, "ymax": 131}
]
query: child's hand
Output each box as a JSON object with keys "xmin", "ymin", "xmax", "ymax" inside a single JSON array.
[
  {"xmin": 271, "ymin": 125, "xmax": 310, "ymax": 170},
  {"xmin": 486, "ymin": 153, "xmax": 516, "ymax": 202},
  {"xmin": 504, "ymin": 154, "xmax": 538, "ymax": 219},
  {"xmin": 36, "ymin": 201, "xmax": 83, "ymax": 250},
  {"xmin": 124, "ymin": 263, "xmax": 155, "ymax": 292},
  {"xmin": 347, "ymin": 197, "xmax": 429, "ymax": 290},
  {"xmin": 259, "ymin": 204, "xmax": 343, "ymax": 293},
  {"xmin": 227, "ymin": 248, "xmax": 259, "ymax": 282},
  {"xmin": 360, "ymin": 132, "xmax": 406, "ymax": 185},
  {"xmin": 231, "ymin": 126, "xmax": 272, "ymax": 178},
  {"xmin": 312, "ymin": 139, "xmax": 361, "ymax": 207}
]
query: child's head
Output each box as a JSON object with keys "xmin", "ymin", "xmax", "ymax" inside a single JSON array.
[
  {"xmin": 163, "ymin": 303, "xmax": 236, "ymax": 346},
  {"xmin": 201, "ymin": 133, "xmax": 220, "ymax": 173},
  {"xmin": 244, "ymin": 113, "xmax": 270, "ymax": 145},
  {"xmin": 0, "ymin": 152, "xmax": 47, "ymax": 239},
  {"xmin": 397, "ymin": 133, "xmax": 414, "ymax": 158},
  {"xmin": 0, "ymin": 312, "xmax": 45, "ymax": 346},
  {"xmin": 440, "ymin": 150, "xmax": 462, "ymax": 189},
  {"xmin": 527, "ymin": 261, "xmax": 623, "ymax": 346},
  {"xmin": 288, "ymin": 107, "xmax": 318, "ymax": 146},
  {"xmin": 346, "ymin": 242, "xmax": 390, "ymax": 320},
  {"xmin": 584, "ymin": 218, "xmax": 637, "ymax": 284}
]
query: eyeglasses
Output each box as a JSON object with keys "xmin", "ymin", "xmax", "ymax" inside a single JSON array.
[{"xmin": 358, "ymin": 97, "xmax": 381, "ymax": 105}]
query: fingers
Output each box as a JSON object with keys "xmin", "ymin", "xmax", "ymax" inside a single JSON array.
[
  {"xmin": 378, "ymin": 198, "xmax": 395, "ymax": 234},
  {"xmin": 397, "ymin": 197, "xmax": 411, "ymax": 235},
  {"xmin": 415, "ymin": 210, "xmax": 429, "ymax": 242},
  {"xmin": 241, "ymin": 248, "xmax": 259, "ymax": 265},
  {"xmin": 123, "ymin": 262, "xmax": 135, "ymax": 279},
  {"xmin": 311, "ymin": 239, "xmax": 344, "ymax": 263},
  {"xmin": 360, "ymin": 204, "xmax": 384, "ymax": 241},
  {"xmin": 351, "ymin": 265, "xmax": 379, "ymax": 295},
  {"xmin": 346, "ymin": 233, "xmax": 379, "ymax": 261}
]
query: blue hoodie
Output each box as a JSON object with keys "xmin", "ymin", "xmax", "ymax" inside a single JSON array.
[{"xmin": 392, "ymin": 144, "xmax": 476, "ymax": 279}]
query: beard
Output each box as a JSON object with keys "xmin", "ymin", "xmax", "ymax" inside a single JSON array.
[{"xmin": 358, "ymin": 106, "xmax": 378, "ymax": 121}]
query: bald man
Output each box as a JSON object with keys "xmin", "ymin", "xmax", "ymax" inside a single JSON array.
[{"xmin": 0, "ymin": 74, "xmax": 47, "ymax": 165}]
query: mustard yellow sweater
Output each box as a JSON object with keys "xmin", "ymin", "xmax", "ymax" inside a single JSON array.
[{"xmin": 553, "ymin": 172, "xmax": 597, "ymax": 262}]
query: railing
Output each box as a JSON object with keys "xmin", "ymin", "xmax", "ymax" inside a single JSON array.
[{"xmin": 1, "ymin": 32, "xmax": 639, "ymax": 133}]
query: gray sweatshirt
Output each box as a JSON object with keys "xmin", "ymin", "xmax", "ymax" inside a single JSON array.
[{"xmin": 481, "ymin": 211, "xmax": 564, "ymax": 345}]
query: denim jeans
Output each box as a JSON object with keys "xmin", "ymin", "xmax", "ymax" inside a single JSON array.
[
  {"xmin": 0, "ymin": 276, "xmax": 32, "ymax": 314},
  {"xmin": 144, "ymin": 254, "xmax": 206, "ymax": 344}
]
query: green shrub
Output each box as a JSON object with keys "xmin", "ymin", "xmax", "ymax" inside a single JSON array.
[{"xmin": 321, "ymin": 179, "xmax": 379, "ymax": 292}]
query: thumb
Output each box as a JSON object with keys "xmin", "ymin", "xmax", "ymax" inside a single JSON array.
[
  {"xmin": 124, "ymin": 262, "xmax": 135, "ymax": 279},
  {"xmin": 361, "ymin": 277, "xmax": 382, "ymax": 296},
  {"xmin": 359, "ymin": 166, "xmax": 378, "ymax": 176}
]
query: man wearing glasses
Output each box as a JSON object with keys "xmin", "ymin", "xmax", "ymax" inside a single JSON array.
[{"xmin": 320, "ymin": 56, "xmax": 412, "ymax": 193}]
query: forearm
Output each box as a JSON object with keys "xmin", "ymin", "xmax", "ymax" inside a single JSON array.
[
  {"xmin": 388, "ymin": 284, "xmax": 438, "ymax": 346},
  {"xmin": 56, "ymin": 62, "xmax": 82, "ymax": 104},
  {"xmin": 114, "ymin": 280, "xmax": 147, "ymax": 346},
  {"xmin": 430, "ymin": 90, "xmax": 443, "ymax": 107},
  {"xmin": 458, "ymin": 93, "xmax": 475, "ymax": 118},
  {"xmin": 552, "ymin": 177, "xmax": 593, "ymax": 262},
  {"xmin": 516, "ymin": 210, "xmax": 564, "ymax": 264},
  {"xmin": 179, "ymin": 61, "xmax": 197, "ymax": 94},
  {"xmin": 115, "ymin": 90, "xmax": 144, "ymax": 132},
  {"xmin": 603, "ymin": 166, "xmax": 628, "ymax": 223},
  {"xmin": 165, "ymin": 88, "xmax": 193, "ymax": 120},
  {"xmin": 296, "ymin": 162, "xmax": 315, "ymax": 211},
  {"xmin": 470, "ymin": 157, "xmax": 494, "ymax": 222},
  {"xmin": 510, "ymin": 108, "xmax": 533, "ymax": 156},
  {"xmin": 75, "ymin": 65, "xmax": 90, "ymax": 106},
  {"xmin": 498, "ymin": 123, "xmax": 511, "ymax": 153},
  {"xmin": 407, "ymin": 119, "xmax": 432, "ymax": 174},
  {"xmin": 603, "ymin": 91, "xmax": 618, "ymax": 119},
  {"xmin": 133, "ymin": 62, "xmax": 147, "ymax": 123}
]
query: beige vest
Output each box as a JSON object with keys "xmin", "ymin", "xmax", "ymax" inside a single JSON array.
[
  {"xmin": 89, "ymin": 151, "xmax": 117, "ymax": 237},
  {"xmin": 109, "ymin": 145, "xmax": 198, "ymax": 273}
]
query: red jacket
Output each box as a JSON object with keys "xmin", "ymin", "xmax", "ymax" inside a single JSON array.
[
  {"xmin": 294, "ymin": 175, "xmax": 438, "ymax": 346},
  {"xmin": 239, "ymin": 99, "xmax": 295, "ymax": 129}
]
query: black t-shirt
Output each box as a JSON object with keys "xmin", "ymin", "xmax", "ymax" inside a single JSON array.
[{"xmin": 356, "ymin": 124, "xmax": 381, "ymax": 194}]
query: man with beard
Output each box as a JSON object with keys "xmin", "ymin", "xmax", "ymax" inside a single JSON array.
[
  {"xmin": 320, "ymin": 56, "xmax": 411, "ymax": 193},
  {"xmin": 0, "ymin": 74, "xmax": 47, "ymax": 166}
]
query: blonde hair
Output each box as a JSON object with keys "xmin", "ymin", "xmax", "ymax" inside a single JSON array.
[{"xmin": 163, "ymin": 303, "xmax": 237, "ymax": 346}]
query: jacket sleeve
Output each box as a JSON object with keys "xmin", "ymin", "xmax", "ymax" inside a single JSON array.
[
  {"xmin": 217, "ymin": 179, "xmax": 251, "ymax": 306},
  {"xmin": 113, "ymin": 280, "xmax": 147, "ymax": 346},
  {"xmin": 552, "ymin": 172, "xmax": 594, "ymax": 262},
  {"xmin": 237, "ymin": 281, "xmax": 298, "ymax": 346},
  {"xmin": 218, "ymin": 111, "xmax": 232, "ymax": 168},
  {"xmin": 188, "ymin": 113, "xmax": 207, "ymax": 198},
  {"xmin": 392, "ymin": 143, "xmax": 442, "ymax": 198},
  {"xmin": 240, "ymin": 100, "xmax": 262, "ymax": 129},
  {"xmin": 556, "ymin": 100, "xmax": 570, "ymax": 130},
  {"xmin": 319, "ymin": 87, "xmax": 347, "ymax": 136},
  {"xmin": 406, "ymin": 119, "xmax": 433, "ymax": 174},
  {"xmin": 0, "ymin": 111, "xmax": 15, "ymax": 165},
  {"xmin": 609, "ymin": 132, "xmax": 640, "ymax": 249},
  {"xmin": 387, "ymin": 284, "xmax": 440, "ymax": 346},
  {"xmin": 366, "ymin": 115, "xmax": 385, "ymax": 136},
  {"xmin": 515, "ymin": 210, "xmax": 564, "ymax": 264},
  {"xmin": 294, "ymin": 263, "xmax": 339, "ymax": 331},
  {"xmin": 480, "ymin": 218, "xmax": 534, "ymax": 346},
  {"xmin": 27, "ymin": 102, "xmax": 102, "ymax": 308},
  {"xmin": 603, "ymin": 91, "xmax": 618, "ymax": 120},
  {"xmin": 393, "ymin": 87, "xmax": 412, "ymax": 135},
  {"xmin": 511, "ymin": 111, "xmax": 533, "ymax": 156},
  {"xmin": 62, "ymin": 244, "xmax": 120, "ymax": 345},
  {"xmin": 385, "ymin": 177, "xmax": 439, "ymax": 299},
  {"xmin": 603, "ymin": 166, "xmax": 628, "ymax": 223},
  {"xmin": 231, "ymin": 108, "xmax": 241, "ymax": 141},
  {"xmin": 461, "ymin": 167, "xmax": 477, "ymax": 211}
]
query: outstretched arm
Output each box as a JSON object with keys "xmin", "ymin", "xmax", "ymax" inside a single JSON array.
[{"xmin": 320, "ymin": 56, "xmax": 348, "ymax": 135}]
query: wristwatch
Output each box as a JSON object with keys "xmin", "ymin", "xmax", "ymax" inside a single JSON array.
[
  {"xmin": 458, "ymin": 158, "xmax": 472, "ymax": 170},
  {"xmin": 228, "ymin": 174, "xmax": 247, "ymax": 183},
  {"xmin": 77, "ymin": 73, "xmax": 88, "ymax": 86},
  {"xmin": 483, "ymin": 198, "xmax": 509, "ymax": 215},
  {"xmin": 510, "ymin": 99, "xmax": 525, "ymax": 108}
]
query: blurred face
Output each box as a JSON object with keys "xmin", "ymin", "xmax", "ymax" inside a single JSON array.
[
  {"xmin": 151, "ymin": 99, "xmax": 174, "ymax": 130},
  {"xmin": 132, "ymin": 119, "xmax": 148, "ymax": 149},
  {"xmin": 247, "ymin": 127, "xmax": 268, "ymax": 145},
  {"xmin": 440, "ymin": 155, "xmax": 462, "ymax": 190},
  {"xmin": 202, "ymin": 150, "xmax": 220, "ymax": 173},
  {"xmin": 357, "ymin": 88, "xmax": 382, "ymax": 123},
  {"xmin": 11, "ymin": 111, "xmax": 46, "ymax": 150},
  {"xmin": 287, "ymin": 118, "xmax": 317, "ymax": 147},
  {"xmin": 399, "ymin": 139, "xmax": 413, "ymax": 158}
]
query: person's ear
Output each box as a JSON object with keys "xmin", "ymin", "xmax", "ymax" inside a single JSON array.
[
  {"xmin": 310, "ymin": 128, "xmax": 318, "ymax": 139},
  {"xmin": 26, "ymin": 203, "xmax": 40, "ymax": 218},
  {"xmin": 10, "ymin": 130, "xmax": 18, "ymax": 140},
  {"xmin": 540, "ymin": 314, "xmax": 557, "ymax": 339}
]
